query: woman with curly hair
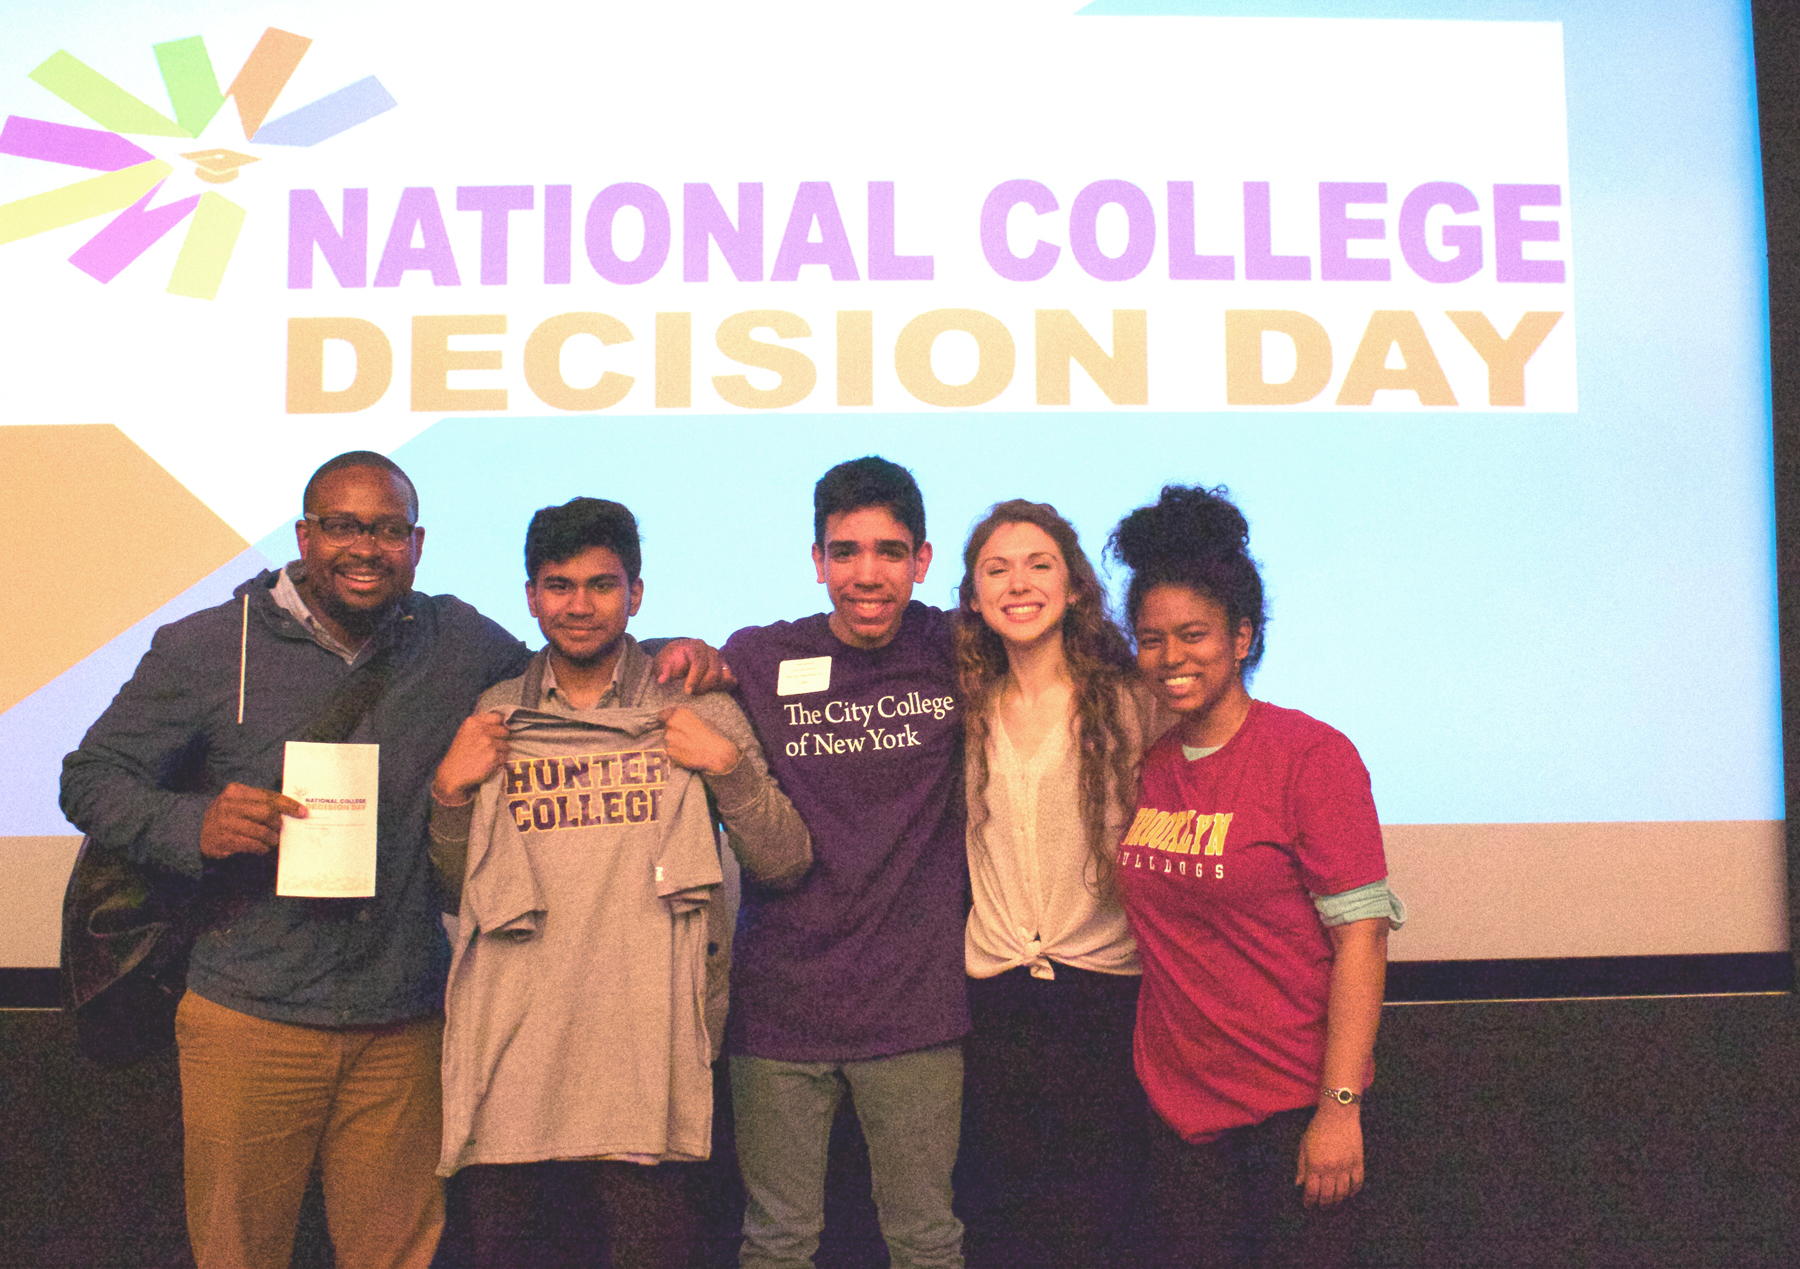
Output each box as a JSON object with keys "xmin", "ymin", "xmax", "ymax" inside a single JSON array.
[
  {"xmin": 951, "ymin": 499, "xmax": 1156, "ymax": 1269},
  {"xmin": 1110, "ymin": 484, "xmax": 1405, "ymax": 1269}
]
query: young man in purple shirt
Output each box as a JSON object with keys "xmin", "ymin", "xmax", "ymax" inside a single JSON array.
[{"xmin": 722, "ymin": 457, "xmax": 969, "ymax": 1269}]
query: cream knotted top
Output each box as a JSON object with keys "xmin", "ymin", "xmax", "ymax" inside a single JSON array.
[{"xmin": 964, "ymin": 685, "xmax": 1153, "ymax": 981}]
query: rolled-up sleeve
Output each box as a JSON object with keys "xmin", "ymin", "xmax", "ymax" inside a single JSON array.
[{"xmin": 1311, "ymin": 879, "xmax": 1408, "ymax": 929}]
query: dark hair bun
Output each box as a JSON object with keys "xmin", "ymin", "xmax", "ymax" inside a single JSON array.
[{"xmin": 1112, "ymin": 485, "xmax": 1249, "ymax": 571}]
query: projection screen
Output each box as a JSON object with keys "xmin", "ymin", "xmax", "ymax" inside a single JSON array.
[{"xmin": 1, "ymin": 0, "xmax": 1785, "ymax": 996}]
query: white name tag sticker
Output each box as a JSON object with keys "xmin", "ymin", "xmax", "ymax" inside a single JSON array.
[{"xmin": 776, "ymin": 656, "xmax": 832, "ymax": 696}]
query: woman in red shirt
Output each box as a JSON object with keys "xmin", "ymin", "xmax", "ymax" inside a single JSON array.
[{"xmin": 1109, "ymin": 484, "xmax": 1404, "ymax": 1268}]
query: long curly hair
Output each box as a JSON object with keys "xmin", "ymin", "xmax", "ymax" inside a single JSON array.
[{"xmin": 953, "ymin": 500, "xmax": 1138, "ymax": 896}]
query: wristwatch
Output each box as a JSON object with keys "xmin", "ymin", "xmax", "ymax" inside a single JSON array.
[{"xmin": 1320, "ymin": 1087, "xmax": 1363, "ymax": 1106}]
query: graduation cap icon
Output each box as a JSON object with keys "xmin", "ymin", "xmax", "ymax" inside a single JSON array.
[{"xmin": 180, "ymin": 148, "xmax": 260, "ymax": 183}]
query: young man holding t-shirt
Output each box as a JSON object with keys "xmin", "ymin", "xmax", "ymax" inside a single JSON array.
[
  {"xmin": 428, "ymin": 497, "xmax": 811, "ymax": 1268},
  {"xmin": 723, "ymin": 457, "xmax": 968, "ymax": 1269}
]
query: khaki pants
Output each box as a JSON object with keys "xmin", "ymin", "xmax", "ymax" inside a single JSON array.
[
  {"xmin": 174, "ymin": 991, "xmax": 445, "ymax": 1269},
  {"xmin": 731, "ymin": 1044, "xmax": 965, "ymax": 1269}
]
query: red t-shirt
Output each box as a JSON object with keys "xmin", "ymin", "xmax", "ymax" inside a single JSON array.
[{"xmin": 1118, "ymin": 700, "xmax": 1387, "ymax": 1142}]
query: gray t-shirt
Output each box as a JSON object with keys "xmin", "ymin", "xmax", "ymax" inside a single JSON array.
[{"xmin": 439, "ymin": 704, "xmax": 721, "ymax": 1174}]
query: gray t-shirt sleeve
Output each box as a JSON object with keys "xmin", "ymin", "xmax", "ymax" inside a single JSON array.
[
  {"xmin": 655, "ymin": 772, "xmax": 726, "ymax": 913},
  {"xmin": 462, "ymin": 787, "xmax": 545, "ymax": 937}
]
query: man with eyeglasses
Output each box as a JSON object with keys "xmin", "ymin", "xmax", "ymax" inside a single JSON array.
[{"xmin": 61, "ymin": 451, "xmax": 723, "ymax": 1269}]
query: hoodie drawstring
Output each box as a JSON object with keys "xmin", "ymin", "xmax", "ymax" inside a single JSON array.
[{"xmin": 237, "ymin": 592, "xmax": 249, "ymax": 724}]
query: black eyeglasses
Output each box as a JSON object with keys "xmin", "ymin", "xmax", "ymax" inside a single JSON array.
[{"xmin": 304, "ymin": 513, "xmax": 418, "ymax": 548}]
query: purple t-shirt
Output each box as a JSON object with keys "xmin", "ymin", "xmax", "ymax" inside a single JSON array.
[{"xmin": 722, "ymin": 601, "xmax": 970, "ymax": 1062}]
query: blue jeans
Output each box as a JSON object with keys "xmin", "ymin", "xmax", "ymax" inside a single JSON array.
[{"xmin": 730, "ymin": 1045, "xmax": 964, "ymax": 1269}]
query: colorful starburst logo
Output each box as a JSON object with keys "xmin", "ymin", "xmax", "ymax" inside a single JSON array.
[{"xmin": 0, "ymin": 28, "xmax": 393, "ymax": 300}]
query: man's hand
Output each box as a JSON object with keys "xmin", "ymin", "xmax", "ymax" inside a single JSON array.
[
  {"xmin": 659, "ymin": 706, "xmax": 741, "ymax": 776},
  {"xmin": 652, "ymin": 639, "xmax": 737, "ymax": 694},
  {"xmin": 200, "ymin": 783, "xmax": 306, "ymax": 858},
  {"xmin": 432, "ymin": 710, "xmax": 509, "ymax": 806},
  {"xmin": 1295, "ymin": 1102, "xmax": 1365, "ymax": 1208}
]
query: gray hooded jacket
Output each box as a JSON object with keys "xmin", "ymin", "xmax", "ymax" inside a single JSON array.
[{"xmin": 61, "ymin": 568, "xmax": 529, "ymax": 1028}]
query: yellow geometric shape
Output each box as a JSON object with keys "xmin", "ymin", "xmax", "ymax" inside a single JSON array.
[
  {"xmin": 0, "ymin": 426, "xmax": 248, "ymax": 713},
  {"xmin": 30, "ymin": 50, "xmax": 189, "ymax": 137},
  {"xmin": 0, "ymin": 160, "xmax": 170, "ymax": 246},
  {"xmin": 167, "ymin": 192, "xmax": 245, "ymax": 299}
]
